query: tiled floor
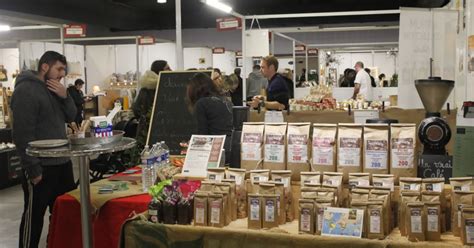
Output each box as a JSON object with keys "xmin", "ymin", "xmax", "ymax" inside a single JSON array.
[{"xmin": 0, "ymin": 159, "xmax": 80, "ymax": 248}]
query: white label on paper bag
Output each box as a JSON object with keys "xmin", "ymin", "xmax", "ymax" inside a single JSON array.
[
  {"xmin": 338, "ymin": 137, "xmax": 361, "ymax": 166},
  {"xmin": 265, "ymin": 200, "xmax": 275, "ymax": 222},
  {"xmin": 465, "ymin": 219, "xmax": 474, "ymax": 243},
  {"xmin": 195, "ymin": 203, "xmax": 205, "ymax": 224},
  {"xmin": 288, "ymin": 134, "xmax": 308, "ymax": 163},
  {"xmin": 274, "ymin": 177, "xmax": 290, "ymax": 188},
  {"xmin": 242, "ymin": 133, "xmax": 262, "ymax": 161},
  {"xmin": 462, "ymin": 185, "xmax": 471, "ymax": 191},
  {"xmin": 312, "ymin": 137, "xmax": 334, "ymax": 166},
  {"xmin": 208, "ymin": 174, "xmax": 223, "ymax": 182},
  {"xmin": 250, "ymin": 198, "xmax": 260, "ymax": 221},
  {"xmin": 365, "ymin": 140, "xmax": 388, "ymax": 169},
  {"xmin": 229, "ymin": 174, "xmax": 244, "ymax": 186},
  {"xmin": 425, "ymin": 183, "xmax": 443, "ymax": 192},
  {"xmin": 264, "ymin": 135, "xmax": 285, "ymax": 163},
  {"xmin": 252, "ymin": 176, "xmax": 268, "ymax": 184},
  {"xmin": 300, "ymin": 208, "xmax": 311, "ymax": 232},
  {"xmin": 317, "ymin": 209, "xmax": 324, "ymax": 231},
  {"xmin": 391, "ymin": 138, "xmax": 415, "ymax": 169},
  {"xmin": 427, "ymin": 208, "xmax": 438, "ymax": 232},
  {"xmin": 370, "ymin": 209, "xmax": 381, "ymax": 233},
  {"xmin": 276, "ymin": 195, "xmax": 281, "ymax": 216},
  {"xmin": 410, "ymin": 208, "xmax": 422, "ymax": 233},
  {"xmin": 148, "ymin": 209, "xmax": 157, "ymax": 216},
  {"xmin": 211, "ymin": 202, "xmax": 220, "ymax": 224}
]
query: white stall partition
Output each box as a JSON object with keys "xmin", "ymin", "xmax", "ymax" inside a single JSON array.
[
  {"xmin": 139, "ymin": 43, "xmax": 177, "ymax": 73},
  {"xmin": 213, "ymin": 51, "xmax": 236, "ymax": 75},
  {"xmin": 398, "ymin": 8, "xmax": 457, "ymax": 109},
  {"xmin": 19, "ymin": 42, "xmax": 85, "ymax": 88},
  {"xmin": 0, "ymin": 48, "xmax": 20, "ymax": 89},
  {"xmin": 184, "ymin": 47, "xmax": 213, "ymax": 70},
  {"xmin": 85, "ymin": 45, "xmax": 116, "ymax": 93}
]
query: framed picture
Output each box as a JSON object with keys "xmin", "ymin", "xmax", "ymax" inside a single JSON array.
[{"xmin": 236, "ymin": 57, "xmax": 243, "ymax": 67}]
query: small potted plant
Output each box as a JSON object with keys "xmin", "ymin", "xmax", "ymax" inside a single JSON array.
[
  {"xmin": 147, "ymin": 180, "xmax": 171, "ymax": 223},
  {"xmin": 161, "ymin": 181, "xmax": 181, "ymax": 224}
]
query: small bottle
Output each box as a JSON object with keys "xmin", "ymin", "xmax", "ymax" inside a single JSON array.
[
  {"xmin": 141, "ymin": 146, "xmax": 155, "ymax": 192},
  {"xmin": 160, "ymin": 141, "xmax": 170, "ymax": 165}
]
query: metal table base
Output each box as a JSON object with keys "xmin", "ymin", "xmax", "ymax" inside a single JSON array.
[{"xmin": 27, "ymin": 137, "xmax": 136, "ymax": 248}]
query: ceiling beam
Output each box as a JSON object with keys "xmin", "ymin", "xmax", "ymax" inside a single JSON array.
[{"xmin": 243, "ymin": 9, "xmax": 400, "ymax": 20}]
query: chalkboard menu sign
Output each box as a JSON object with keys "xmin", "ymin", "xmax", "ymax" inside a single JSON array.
[
  {"xmin": 146, "ymin": 70, "xmax": 212, "ymax": 154},
  {"xmin": 418, "ymin": 155, "xmax": 453, "ymax": 183}
]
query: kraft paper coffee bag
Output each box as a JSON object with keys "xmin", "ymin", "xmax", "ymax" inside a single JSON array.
[
  {"xmin": 363, "ymin": 124, "xmax": 389, "ymax": 175},
  {"xmin": 450, "ymin": 177, "xmax": 474, "ymax": 191},
  {"xmin": 424, "ymin": 201, "xmax": 441, "ymax": 241},
  {"xmin": 241, "ymin": 122, "xmax": 265, "ymax": 171},
  {"xmin": 208, "ymin": 193, "xmax": 225, "ymax": 228},
  {"xmin": 248, "ymin": 194, "xmax": 262, "ymax": 229},
  {"xmin": 299, "ymin": 199, "xmax": 315, "ymax": 234},
  {"xmin": 367, "ymin": 202, "xmax": 385, "ymax": 240},
  {"xmin": 226, "ymin": 169, "xmax": 247, "ymax": 218},
  {"xmin": 461, "ymin": 207, "xmax": 474, "ymax": 245},
  {"xmin": 300, "ymin": 172, "xmax": 321, "ymax": 187},
  {"xmin": 312, "ymin": 124, "xmax": 337, "ymax": 172},
  {"xmin": 264, "ymin": 123, "xmax": 287, "ymax": 171},
  {"xmin": 337, "ymin": 124, "xmax": 363, "ymax": 183},
  {"xmin": 390, "ymin": 124, "xmax": 417, "ymax": 183},
  {"xmin": 287, "ymin": 123, "xmax": 311, "ymax": 181},
  {"xmin": 194, "ymin": 192, "xmax": 208, "ymax": 226},
  {"xmin": 262, "ymin": 194, "xmax": 279, "ymax": 229},
  {"xmin": 406, "ymin": 202, "xmax": 425, "ymax": 242}
]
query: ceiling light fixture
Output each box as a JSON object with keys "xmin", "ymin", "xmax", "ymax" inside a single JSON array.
[
  {"xmin": 205, "ymin": 0, "xmax": 232, "ymax": 13},
  {"xmin": 0, "ymin": 25, "xmax": 11, "ymax": 31},
  {"xmin": 157, "ymin": 0, "xmax": 166, "ymax": 3}
]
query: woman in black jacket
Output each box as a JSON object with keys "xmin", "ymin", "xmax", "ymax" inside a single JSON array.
[
  {"xmin": 187, "ymin": 73, "xmax": 233, "ymax": 164},
  {"xmin": 132, "ymin": 60, "xmax": 171, "ymax": 149}
]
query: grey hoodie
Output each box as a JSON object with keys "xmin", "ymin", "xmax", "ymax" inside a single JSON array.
[
  {"xmin": 11, "ymin": 70, "xmax": 77, "ymax": 179},
  {"xmin": 246, "ymin": 70, "xmax": 268, "ymax": 98}
]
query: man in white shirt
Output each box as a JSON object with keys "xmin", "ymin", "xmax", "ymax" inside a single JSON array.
[{"xmin": 352, "ymin": 61, "xmax": 373, "ymax": 101}]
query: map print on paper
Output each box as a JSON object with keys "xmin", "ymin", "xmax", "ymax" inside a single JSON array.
[{"xmin": 321, "ymin": 207, "xmax": 364, "ymax": 238}]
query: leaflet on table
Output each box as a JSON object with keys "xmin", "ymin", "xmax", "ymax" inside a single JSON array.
[
  {"xmin": 391, "ymin": 138, "xmax": 415, "ymax": 168},
  {"xmin": 182, "ymin": 135, "xmax": 226, "ymax": 177},
  {"xmin": 365, "ymin": 140, "xmax": 388, "ymax": 169},
  {"xmin": 338, "ymin": 138, "xmax": 361, "ymax": 167},
  {"xmin": 321, "ymin": 207, "xmax": 364, "ymax": 238},
  {"xmin": 288, "ymin": 134, "xmax": 308, "ymax": 163},
  {"xmin": 313, "ymin": 137, "xmax": 334, "ymax": 165}
]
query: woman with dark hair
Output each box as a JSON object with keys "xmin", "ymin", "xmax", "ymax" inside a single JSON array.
[
  {"xmin": 132, "ymin": 60, "xmax": 171, "ymax": 149},
  {"xmin": 187, "ymin": 73, "xmax": 233, "ymax": 164}
]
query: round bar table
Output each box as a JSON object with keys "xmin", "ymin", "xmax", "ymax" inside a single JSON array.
[{"xmin": 26, "ymin": 137, "xmax": 136, "ymax": 248}]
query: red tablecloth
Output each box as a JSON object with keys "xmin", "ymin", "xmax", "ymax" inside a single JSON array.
[{"xmin": 48, "ymin": 170, "xmax": 151, "ymax": 248}]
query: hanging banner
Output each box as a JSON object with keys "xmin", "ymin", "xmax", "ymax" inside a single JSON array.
[
  {"xmin": 295, "ymin": 44, "xmax": 306, "ymax": 53},
  {"xmin": 212, "ymin": 47, "xmax": 226, "ymax": 54},
  {"xmin": 308, "ymin": 48, "xmax": 319, "ymax": 55},
  {"xmin": 138, "ymin": 36, "xmax": 156, "ymax": 45},
  {"xmin": 216, "ymin": 17, "xmax": 242, "ymax": 31},
  {"xmin": 63, "ymin": 24, "xmax": 87, "ymax": 38}
]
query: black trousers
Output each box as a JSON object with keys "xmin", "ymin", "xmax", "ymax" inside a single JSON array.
[{"xmin": 19, "ymin": 161, "xmax": 76, "ymax": 248}]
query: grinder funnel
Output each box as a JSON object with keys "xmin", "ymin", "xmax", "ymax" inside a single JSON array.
[{"xmin": 415, "ymin": 77, "xmax": 454, "ymax": 114}]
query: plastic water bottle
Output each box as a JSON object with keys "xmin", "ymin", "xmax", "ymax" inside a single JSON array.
[
  {"xmin": 160, "ymin": 141, "xmax": 170, "ymax": 165},
  {"xmin": 141, "ymin": 146, "xmax": 155, "ymax": 192},
  {"xmin": 153, "ymin": 143, "xmax": 163, "ymax": 173}
]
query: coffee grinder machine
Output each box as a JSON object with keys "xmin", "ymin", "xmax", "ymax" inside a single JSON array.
[{"xmin": 415, "ymin": 76, "xmax": 454, "ymax": 181}]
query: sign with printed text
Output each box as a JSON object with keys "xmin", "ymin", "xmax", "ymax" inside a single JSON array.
[
  {"xmin": 212, "ymin": 47, "xmax": 225, "ymax": 54},
  {"xmin": 295, "ymin": 44, "xmax": 306, "ymax": 53},
  {"xmin": 138, "ymin": 36, "xmax": 156, "ymax": 45},
  {"xmin": 216, "ymin": 17, "xmax": 242, "ymax": 31},
  {"xmin": 64, "ymin": 24, "xmax": 87, "ymax": 38},
  {"xmin": 182, "ymin": 135, "xmax": 226, "ymax": 177},
  {"xmin": 308, "ymin": 48, "xmax": 318, "ymax": 55}
]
